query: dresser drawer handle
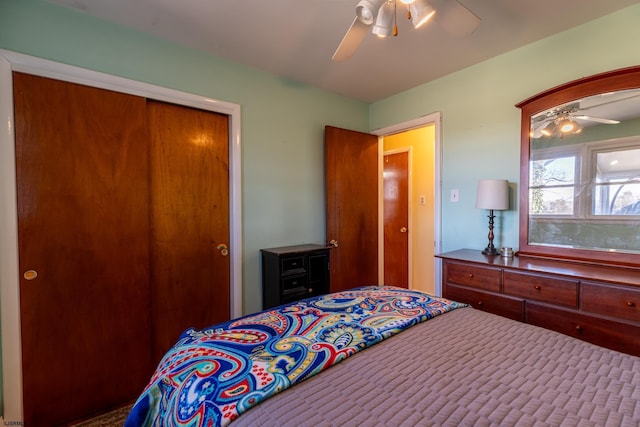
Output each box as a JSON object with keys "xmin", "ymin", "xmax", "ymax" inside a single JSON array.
[
  {"xmin": 627, "ymin": 301, "xmax": 636, "ymax": 308},
  {"xmin": 534, "ymin": 285, "xmax": 542, "ymax": 291},
  {"xmin": 468, "ymin": 274, "xmax": 474, "ymax": 279},
  {"xmin": 477, "ymin": 301, "xmax": 483, "ymax": 307},
  {"xmin": 575, "ymin": 325, "xmax": 583, "ymax": 332}
]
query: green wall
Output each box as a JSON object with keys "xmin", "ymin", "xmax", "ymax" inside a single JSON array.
[
  {"xmin": 370, "ymin": 4, "xmax": 640, "ymax": 253},
  {"xmin": 0, "ymin": 0, "xmax": 369, "ymax": 318}
]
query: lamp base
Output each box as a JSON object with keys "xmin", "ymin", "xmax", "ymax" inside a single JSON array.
[
  {"xmin": 481, "ymin": 209, "xmax": 499, "ymax": 256},
  {"xmin": 482, "ymin": 247, "xmax": 499, "ymax": 256}
]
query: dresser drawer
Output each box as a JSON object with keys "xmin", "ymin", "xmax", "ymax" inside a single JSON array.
[
  {"xmin": 446, "ymin": 262, "xmax": 501, "ymax": 292},
  {"xmin": 527, "ymin": 302, "xmax": 640, "ymax": 356},
  {"xmin": 582, "ymin": 281, "xmax": 640, "ymax": 323},
  {"xmin": 504, "ymin": 270, "xmax": 578, "ymax": 308},
  {"xmin": 446, "ymin": 284, "xmax": 524, "ymax": 321}
]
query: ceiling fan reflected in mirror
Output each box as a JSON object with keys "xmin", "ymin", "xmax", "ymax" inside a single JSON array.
[
  {"xmin": 332, "ymin": 0, "xmax": 481, "ymax": 61},
  {"xmin": 531, "ymin": 100, "xmax": 623, "ymax": 139}
]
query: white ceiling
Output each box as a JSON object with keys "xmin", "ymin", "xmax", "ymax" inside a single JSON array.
[{"xmin": 44, "ymin": 0, "xmax": 639, "ymax": 103}]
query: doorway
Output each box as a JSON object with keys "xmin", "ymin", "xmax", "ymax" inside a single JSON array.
[{"xmin": 374, "ymin": 116, "xmax": 441, "ymax": 296}]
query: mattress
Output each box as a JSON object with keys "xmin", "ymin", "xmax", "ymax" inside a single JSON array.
[
  {"xmin": 125, "ymin": 286, "xmax": 465, "ymax": 426},
  {"xmin": 233, "ymin": 307, "xmax": 640, "ymax": 427}
]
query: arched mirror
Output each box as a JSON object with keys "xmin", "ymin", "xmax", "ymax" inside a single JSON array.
[{"xmin": 517, "ymin": 66, "xmax": 640, "ymax": 266}]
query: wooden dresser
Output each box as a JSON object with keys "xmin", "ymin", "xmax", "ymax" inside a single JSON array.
[{"xmin": 437, "ymin": 249, "xmax": 640, "ymax": 356}]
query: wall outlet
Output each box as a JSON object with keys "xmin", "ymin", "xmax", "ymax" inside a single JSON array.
[
  {"xmin": 419, "ymin": 195, "xmax": 426, "ymax": 205},
  {"xmin": 450, "ymin": 189, "xmax": 459, "ymax": 202}
]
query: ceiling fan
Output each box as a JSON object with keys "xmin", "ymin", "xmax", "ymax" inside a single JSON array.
[
  {"xmin": 333, "ymin": 0, "xmax": 481, "ymax": 61},
  {"xmin": 531, "ymin": 100, "xmax": 623, "ymax": 139}
]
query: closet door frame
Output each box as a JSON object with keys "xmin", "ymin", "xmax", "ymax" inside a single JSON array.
[{"xmin": 0, "ymin": 49, "xmax": 243, "ymax": 423}]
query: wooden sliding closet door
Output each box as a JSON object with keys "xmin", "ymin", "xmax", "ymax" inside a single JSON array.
[
  {"xmin": 147, "ymin": 101, "xmax": 230, "ymax": 362},
  {"xmin": 14, "ymin": 72, "xmax": 152, "ymax": 426}
]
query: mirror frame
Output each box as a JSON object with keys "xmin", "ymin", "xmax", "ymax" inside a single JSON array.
[{"xmin": 516, "ymin": 66, "xmax": 640, "ymax": 267}]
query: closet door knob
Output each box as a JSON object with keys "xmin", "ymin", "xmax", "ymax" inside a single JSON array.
[{"xmin": 23, "ymin": 270, "xmax": 38, "ymax": 281}]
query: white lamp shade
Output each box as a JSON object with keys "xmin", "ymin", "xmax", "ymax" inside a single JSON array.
[{"xmin": 475, "ymin": 179, "xmax": 509, "ymax": 210}]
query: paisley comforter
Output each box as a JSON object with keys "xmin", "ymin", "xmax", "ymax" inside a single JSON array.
[{"xmin": 125, "ymin": 286, "xmax": 465, "ymax": 427}]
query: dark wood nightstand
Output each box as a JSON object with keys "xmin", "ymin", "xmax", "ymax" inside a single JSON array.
[{"xmin": 261, "ymin": 244, "xmax": 330, "ymax": 309}]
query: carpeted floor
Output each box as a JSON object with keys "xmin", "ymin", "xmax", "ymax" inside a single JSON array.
[{"xmin": 72, "ymin": 405, "xmax": 132, "ymax": 427}]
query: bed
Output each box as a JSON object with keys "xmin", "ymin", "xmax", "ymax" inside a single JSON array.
[{"xmin": 125, "ymin": 286, "xmax": 640, "ymax": 426}]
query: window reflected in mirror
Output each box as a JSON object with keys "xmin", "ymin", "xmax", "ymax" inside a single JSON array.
[
  {"xmin": 529, "ymin": 154, "xmax": 575, "ymax": 215},
  {"xmin": 594, "ymin": 147, "xmax": 640, "ymax": 216},
  {"xmin": 527, "ymin": 88, "xmax": 640, "ymax": 254}
]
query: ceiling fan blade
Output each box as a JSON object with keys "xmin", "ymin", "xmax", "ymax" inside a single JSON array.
[
  {"xmin": 577, "ymin": 94, "xmax": 640, "ymax": 111},
  {"xmin": 332, "ymin": 17, "xmax": 370, "ymax": 61},
  {"xmin": 532, "ymin": 114, "xmax": 551, "ymax": 123},
  {"xmin": 431, "ymin": 0, "xmax": 480, "ymax": 37},
  {"xmin": 573, "ymin": 115, "xmax": 620, "ymax": 124}
]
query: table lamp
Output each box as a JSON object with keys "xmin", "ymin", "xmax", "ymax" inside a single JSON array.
[{"xmin": 475, "ymin": 179, "xmax": 509, "ymax": 255}]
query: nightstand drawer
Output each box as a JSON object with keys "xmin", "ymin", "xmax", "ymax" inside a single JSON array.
[
  {"xmin": 281, "ymin": 256, "xmax": 305, "ymax": 274},
  {"xmin": 446, "ymin": 284, "xmax": 524, "ymax": 321},
  {"xmin": 504, "ymin": 270, "xmax": 578, "ymax": 308},
  {"xmin": 281, "ymin": 289, "xmax": 309, "ymax": 305},
  {"xmin": 282, "ymin": 275, "xmax": 307, "ymax": 295},
  {"xmin": 582, "ymin": 281, "xmax": 640, "ymax": 322},
  {"xmin": 446, "ymin": 262, "xmax": 501, "ymax": 292}
]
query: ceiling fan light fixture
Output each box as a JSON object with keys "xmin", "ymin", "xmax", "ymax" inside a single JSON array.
[
  {"xmin": 333, "ymin": 0, "xmax": 481, "ymax": 61},
  {"xmin": 570, "ymin": 120, "xmax": 583, "ymax": 134},
  {"xmin": 558, "ymin": 117, "xmax": 579, "ymax": 134},
  {"xmin": 530, "ymin": 126, "xmax": 543, "ymax": 139},
  {"xmin": 541, "ymin": 122, "xmax": 556, "ymax": 137},
  {"xmin": 410, "ymin": 0, "xmax": 435, "ymax": 29},
  {"xmin": 371, "ymin": 1, "xmax": 396, "ymax": 37},
  {"xmin": 356, "ymin": 0, "xmax": 386, "ymax": 25}
]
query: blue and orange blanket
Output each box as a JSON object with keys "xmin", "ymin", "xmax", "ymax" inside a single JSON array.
[{"xmin": 125, "ymin": 286, "xmax": 465, "ymax": 427}]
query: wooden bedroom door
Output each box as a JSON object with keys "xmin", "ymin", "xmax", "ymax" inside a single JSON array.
[
  {"xmin": 383, "ymin": 151, "xmax": 409, "ymax": 288},
  {"xmin": 147, "ymin": 101, "xmax": 231, "ymax": 362},
  {"xmin": 14, "ymin": 72, "xmax": 153, "ymax": 426},
  {"xmin": 325, "ymin": 126, "xmax": 378, "ymax": 292}
]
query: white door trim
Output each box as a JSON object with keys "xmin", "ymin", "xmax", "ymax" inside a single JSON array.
[
  {"xmin": 372, "ymin": 112, "xmax": 443, "ymax": 295},
  {"xmin": 0, "ymin": 49, "xmax": 243, "ymax": 422}
]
